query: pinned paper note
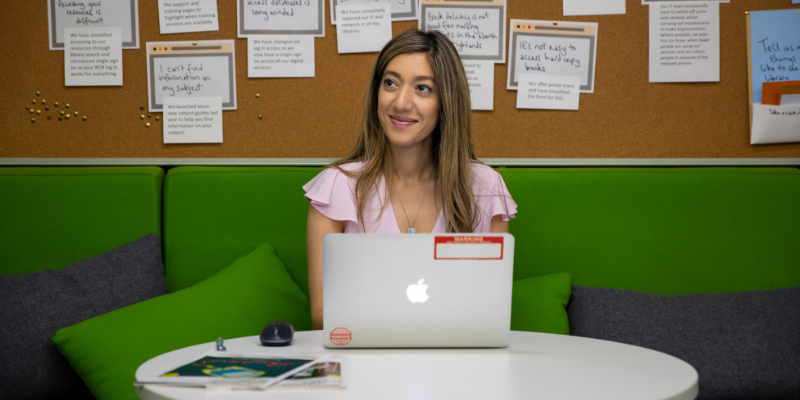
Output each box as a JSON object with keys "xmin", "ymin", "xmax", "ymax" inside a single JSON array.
[
  {"xmin": 146, "ymin": 40, "xmax": 237, "ymax": 112},
  {"xmin": 48, "ymin": 0, "xmax": 140, "ymax": 50},
  {"xmin": 762, "ymin": 81, "xmax": 800, "ymax": 105},
  {"xmin": 420, "ymin": 0, "xmax": 506, "ymax": 63},
  {"xmin": 64, "ymin": 27, "xmax": 123, "ymax": 86},
  {"xmin": 507, "ymin": 20, "xmax": 598, "ymax": 93},
  {"xmin": 158, "ymin": 0, "xmax": 219, "ymax": 34},
  {"xmin": 516, "ymin": 74, "xmax": 580, "ymax": 110},
  {"xmin": 336, "ymin": 2, "xmax": 392, "ymax": 54},
  {"xmin": 564, "ymin": 0, "xmax": 625, "ymax": 16},
  {"xmin": 463, "ymin": 61, "xmax": 494, "ymax": 110},
  {"xmin": 750, "ymin": 103, "xmax": 800, "ymax": 145},
  {"xmin": 248, "ymin": 36, "xmax": 315, "ymax": 78},
  {"xmin": 331, "ymin": 0, "xmax": 418, "ymax": 24},
  {"xmin": 780, "ymin": 85, "xmax": 800, "ymax": 106},
  {"xmin": 748, "ymin": 9, "xmax": 800, "ymax": 103},
  {"xmin": 237, "ymin": 0, "xmax": 325, "ymax": 37},
  {"xmin": 648, "ymin": 2, "xmax": 720, "ymax": 83},
  {"xmin": 163, "ymin": 97, "xmax": 223, "ymax": 144}
]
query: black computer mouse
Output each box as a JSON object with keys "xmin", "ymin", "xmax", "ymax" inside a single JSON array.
[{"xmin": 260, "ymin": 321, "xmax": 294, "ymax": 346}]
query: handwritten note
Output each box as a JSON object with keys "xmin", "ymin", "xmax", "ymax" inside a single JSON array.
[
  {"xmin": 64, "ymin": 27, "xmax": 123, "ymax": 86},
  {"xmin": 237, "ymin": 0, "xmax": 324, "ymax": 37},
  {"xmin": 749, "ymin": 9, "xmax": 800, "ymax": 103},
  {"xmin": 648, "ymin": 2, "xmax": 720, "ymax": 83},
  {"xmin": 48, "ymin": 0, "xmax": 139, "ymax": 50},
  {"xmin": 507, "ymin": 20, "xmax": 598, "ymax": 93},
  {"xmin": 146, "ymin": 40, "xmax": 237, "ymax": 111},
  {"xmin": 420, "ymin": 0, "xmax": 506, "ymax": 63},
  {"xmin": 248, "ymin": 36, "xmax": 315, "ymax": 78},
  {"xmin": 336, "ymin": 2, "xmax": 392, "ymax": 54},
  {"xmin": 463, "ymin": 61, "xmax": 494, "ymax": 110},
  {"xmin": 163, "ymin": 97, "xmax": 223, "ymax": 144},
  {"xmin": 516, "ymin": 74, "xmax": 580, "ymax": 110},
  {"xmin": 331, "ymin": 0, "xmax": 417, "ymax": 24},
  {"xmin": 158, "ymin": 0, "xmax": 219, "ymax": 34},
  {"xmin": 750, "ymin": 103, "xmax": 800, "ymax": 145}
]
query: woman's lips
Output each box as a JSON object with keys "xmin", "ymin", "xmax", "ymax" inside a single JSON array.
[{"xmin": 390, "ymin": 115, "xmax": 418, "ymax": 128}]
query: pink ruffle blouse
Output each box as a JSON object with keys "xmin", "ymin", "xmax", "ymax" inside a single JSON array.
[{"xmin": 303, "ymin": 161, "xmax": 517, "ymax": 233}]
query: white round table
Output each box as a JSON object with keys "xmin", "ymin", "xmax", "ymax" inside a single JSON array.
[{"xmin": 136, "ymin": 331, "xmax": 698, "ymax": 400}]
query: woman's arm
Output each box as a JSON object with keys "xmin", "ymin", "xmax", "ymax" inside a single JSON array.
[
  {"xmin": 490, "ymin": 214, "xmax": 509, "ymax": 233},
  {"xmin": 306, "ymin": 204, "xmax": 346, "ymax": 330}
]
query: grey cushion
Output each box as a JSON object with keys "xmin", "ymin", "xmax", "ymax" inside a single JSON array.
[
  {"xmin": 0, "ymin": 233, "xmax": 169, "ymax": 399},
  {"xmin": 567, "ymin": 285, "xmax": 800, "ymax": 400}
]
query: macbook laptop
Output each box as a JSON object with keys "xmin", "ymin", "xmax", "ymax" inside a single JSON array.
[{"xmin": 323, "ymin": 233, "xmax": 514, "ymax": 348}]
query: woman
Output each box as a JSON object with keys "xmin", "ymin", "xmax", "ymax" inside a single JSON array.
[{"xmin": 304, "ymin": 29, "xmax": 517, "ymax": 330}]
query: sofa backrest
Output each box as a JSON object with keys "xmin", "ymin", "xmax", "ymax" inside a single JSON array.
[
  {"xmin": 164, "ymin": 166, "xmax": 800, "ymax": 297},
  {"xmin": 0, "ymin": 167, "xmax": 164, "ymax": 275},
  {"xmin": 500, "ymin": 167, "xmax": 800, "ymax": 294},
  {"xmin": 162, "ymin": 167, "xmax": 319, "ymax": 294}
]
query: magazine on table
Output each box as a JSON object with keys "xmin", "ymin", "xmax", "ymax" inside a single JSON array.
[{"xmin": 135, "ymin": 351, "xmax": 346, "ymax": 390}]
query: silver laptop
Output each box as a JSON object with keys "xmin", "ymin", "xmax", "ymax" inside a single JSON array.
[{"xmin": 323, "ymin": 233, "xmax": 514, "ymax": 348}]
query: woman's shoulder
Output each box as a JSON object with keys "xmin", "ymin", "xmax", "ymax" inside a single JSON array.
[{"xmin": 469, "ymin": 161, "xmax": 503, "ymax": 193}]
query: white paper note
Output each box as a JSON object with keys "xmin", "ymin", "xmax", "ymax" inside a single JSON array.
[
  {"xmin": 64, "ymin": 27, "xmax": 123, "ymax": 86},
  {"xmin": 507, "ymin": 20, "xmax": 599, "ymax": 93},
  {"xmin": 158, "ymin": 0, "xmax": 219, "ymax": 34},
  {"xmin": 336, "ymin": 3, "xmax": 392, "ymax": 54},
  {"xmin": 564, "ymin": 0, "xmax": 625, "ymax": 16},
  {"xmin": 146, "ymin": 40, "xmax": 237, "ymax": 112},
  {"xmin": 648, "ymin": 2, "xmax": 720, "ymax": 83},
  {"xmin": 163, "ymin": 97, "xmax": 223, "ymax": 144},
  {"xmin": 331, "ymin": 0, "xmax": 418, "ymax": 24},
  {"xmin": 516, "ymin": 74, "xmax": 580, "ymax": 110},
  {"xmin": 463, "ymin": 61, "xmax": 494, "ymax": 110},
  {"xmin": 237, "ymin": 0, "xmax": 325, "ymax": 37},
  {"xmin": 420, "ymin": 0, "xmax": 506, "ymax": 63},
  {"xmin": 48, "ymin": 0, "xmax": 139, "ymax": 50},
  {"xmin": 781, "ymin": 94, "xmax": 800, "ymax": 106},
  {"xmin": 750, "ymin": 103, "xmax": 800, "ymax": 144},
  {"xmin": 248, "ymin": 36, "xmax": 315, "ymax": 78}
]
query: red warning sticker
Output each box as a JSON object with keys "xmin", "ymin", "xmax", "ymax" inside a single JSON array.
[
  {"xmin": 330, "ymin": 327, "xmax": 352, "ymax": 346},
  {"xmin": 434, "ymin": 236, "xmax": 504, "ymax": 260}
]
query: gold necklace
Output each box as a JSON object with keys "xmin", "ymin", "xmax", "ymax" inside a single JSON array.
[{"xmin": 396, "ymin": 174, "xmax": 432, "ymax": 234}]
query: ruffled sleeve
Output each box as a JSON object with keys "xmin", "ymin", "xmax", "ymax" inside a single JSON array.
[
  {"xmin": 472, "ymin": 163, "xmax": 518, "ymax": 225},
  {"xmin": 303, "ymin": 167, "xmax": 359, "ymax": 225}
]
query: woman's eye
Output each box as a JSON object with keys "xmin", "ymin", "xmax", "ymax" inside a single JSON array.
[
  {"xmin": 417, "ymin": 85, "xmax": 433, "ymax": 93},
  {"xmin": 384, "ymin": 79, "xmax": 396, "ymax": 87}
]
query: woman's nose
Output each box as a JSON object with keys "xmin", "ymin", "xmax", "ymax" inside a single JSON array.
[{"xmin": 394, "ymin": 87, "xmax": 414, "ymax": 111}]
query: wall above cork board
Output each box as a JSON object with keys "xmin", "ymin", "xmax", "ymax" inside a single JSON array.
[{"xmin": 1, "ymin": 0, "xmax": 799, "ymax": 161}]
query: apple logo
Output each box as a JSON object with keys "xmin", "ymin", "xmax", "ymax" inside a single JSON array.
[{"xmin": 406, "ymin": 279, "xmax": 430, "ymax": 303}]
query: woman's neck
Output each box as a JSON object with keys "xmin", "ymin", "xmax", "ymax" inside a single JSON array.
[{"xmin": 389, "ymin": 138, "xmax": 435, "ymax": 182}]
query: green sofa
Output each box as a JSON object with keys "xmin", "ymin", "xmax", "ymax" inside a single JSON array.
[{"xmin": 2, "ymin": 165, "xmax": 800, "ymax": 399}]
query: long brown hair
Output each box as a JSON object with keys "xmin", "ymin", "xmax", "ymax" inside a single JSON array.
[{"xmin": 330, "ymin": 29, "xmax": 479, "ymax": 232}]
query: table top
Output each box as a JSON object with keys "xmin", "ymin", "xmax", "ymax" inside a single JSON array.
[{"xmin": 136, "ymin": 331, "xmax": 698, "ymax": 400}]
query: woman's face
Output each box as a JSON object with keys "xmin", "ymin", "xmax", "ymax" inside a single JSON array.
[{"xmin": 378, "ymin": 53, "xmax": 440, "ymax": 149}]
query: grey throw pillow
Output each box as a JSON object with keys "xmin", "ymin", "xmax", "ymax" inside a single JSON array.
[
  {"xmin": 0, "ymin": 233, "xmax": 169, "ymax": 400},
  {"xmin": 567, "ymin": 285, "xmax": 800, "ymax": 400}
]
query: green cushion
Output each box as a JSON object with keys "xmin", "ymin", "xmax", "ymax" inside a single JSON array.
[
  {"xmin": 163, "ymin": 166, "xmax": 321, "ymax": 294},
  {"xmin": 500, "ymin": 167, "xmax": 800, "ymax": 294},
  {"xmin": 510, "ymin": 273, "xmax": 571, "ymax": 335},
  {"xmin": 52, "ymin": 242, "xmax": 311, "ymax": 400},
  {"xmin": 0, "ymin": 167, "xmax": 163, "ymax": 275}
]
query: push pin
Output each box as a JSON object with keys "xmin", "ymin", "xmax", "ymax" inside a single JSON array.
[
  {"xmin": 147, "ymin": 114, "xmax": 151, "ymax": 118},
  {"xmin": 36, "ymin": 91, "xmax": 41, "ymax": 96},
  {"xmin": 258, "ymin": 115, "xmax": 263, "ymax": 119},
  {"xmin": 146, "ymin": 122, "xmax": 150, "ymax": 128},
  {"xmin": 61, "ymin": 111, "xmax": 65, "ymax": 116},
  {"xmin": 66, "ymin": 114, "xmax": 71, "ymax": 119},
  {"xmin": 26, "ymin": 106, "xmax": 30, "ymax": 111},
  {"xmin": 58, "ymin": 117, "xmax": 62, "ymax": 121},
  {"xmin": 66, "ymin": 104, "xmax": 70, "ymax": 108},
  {"xmin": 55, "ymin": 102, "xmax": 59, "ymax": 107},
  {"xmin": 45, "ymin": 106, "xmax": 49, "ymax": 111},
  {"xmin": 155, "ymin": 116, "xmax": 160, "ymax": 121},
  {"xmin": 256, "ymin": 93, "xmax": 260, "ymax": 98},
  {"xmin": 216, "ymin": 338, "xmax": 227, "ymax": 352},
  {"xmin": 31, "ymin": 118, "xmax": 36, "ymax": 123},
  {"xmin": 744, "ymin": 11, "xmax": 749, "ymax": 15},
  {"xmin": 29, "ymin": 109, "xmax": 34, "ymax": 114},
  {"xmin": 36, "ymin": 110, "xmax": 41, "ymax": 115},
  {"xmin": 193, "ymin": 41, "xmax": 198, "ymax": 46},
  {"xmin": 140, "ymin": 114, "xmax": 145, "ymax": 119},
  {"xmin": 32, "ymin": 100, "xmax": 37, "ymax": 104},
  {"xmin": 74, "ymin": 111, "xmax": 79, "ymax": 116},
  {"xmin": 82, "ymin": 116, "xmax": 87, "ymax": 121},
  {"xmin": 553, "ymin": 21, "xmax": 558, "ymax": 26},
  {"xmin": 42, "ymin": 100, "xmax": 46, "ymax": 104},
  {"xmin": 140, "ymin": 106, "xmax": 144, "ymax": 111}
]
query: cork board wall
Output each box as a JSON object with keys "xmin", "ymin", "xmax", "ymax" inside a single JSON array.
[{"xmin": 1, "ymin": 0, "xmax": 799, "ymax": 159}]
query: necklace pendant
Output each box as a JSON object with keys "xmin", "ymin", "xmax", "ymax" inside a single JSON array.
[{"xmin": 407, "ymin": 227, "xmax": 416, "ymax": 234}]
